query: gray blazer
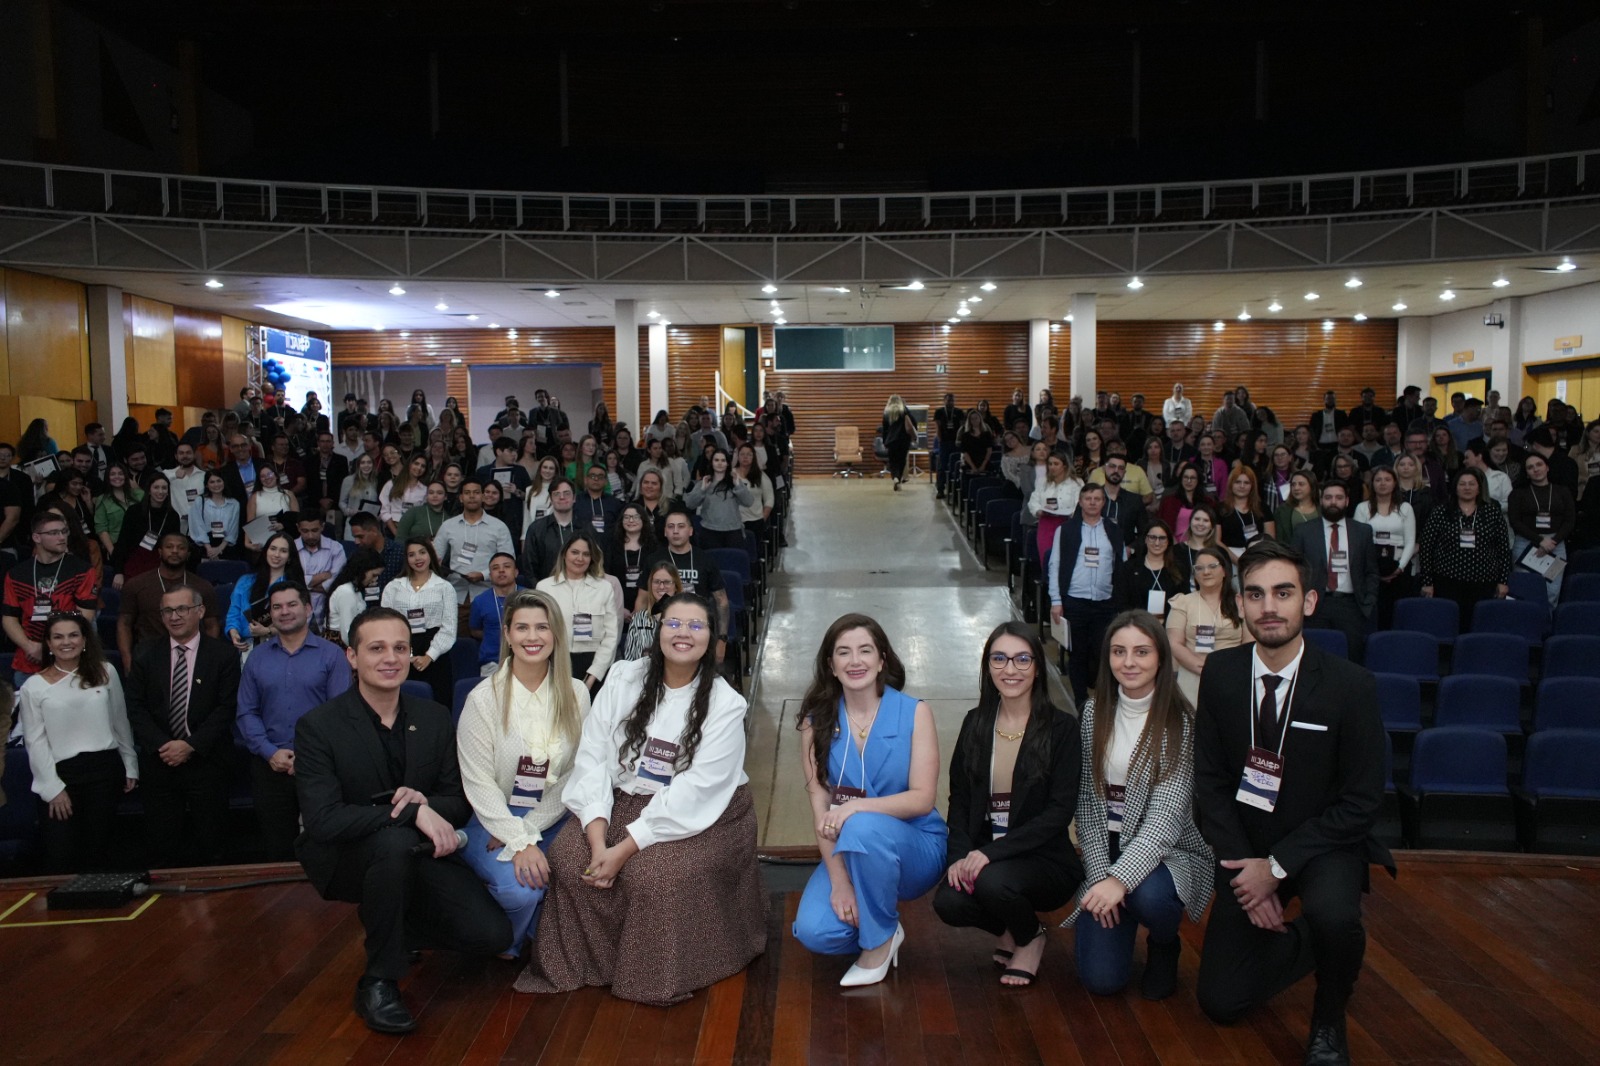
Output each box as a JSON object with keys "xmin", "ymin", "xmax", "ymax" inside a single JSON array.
[{"xmin": 1064, "ymin": 696, "xmax": 1215, "ymax": 926}]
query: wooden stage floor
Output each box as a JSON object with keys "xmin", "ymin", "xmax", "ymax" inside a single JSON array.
[{"xmin": 1, "ymin": 855, "xmax": 1597, "ymax": 1065}]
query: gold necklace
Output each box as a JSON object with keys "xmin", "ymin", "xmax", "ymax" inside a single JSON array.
[
  {"xmin": 845, "ymin": 709, "xmax": 877, "ymax": 739},
  {"xmin": 995, "ymin": 724, "xmax": 1025, "ymax": 741}
]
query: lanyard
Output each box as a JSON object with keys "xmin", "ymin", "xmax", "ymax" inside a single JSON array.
[
  {"xmin": 1532, "ymin": 484, "xmax": 1551, "ymax": 513},
  {"xmin": 840, "ymin": 698, "xmax": 877, "ymax": 797}
]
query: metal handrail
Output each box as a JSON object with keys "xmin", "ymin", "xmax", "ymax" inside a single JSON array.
[{"xmin": 0, "ymin": 148, "xmax": 1592, "ymax": 232}]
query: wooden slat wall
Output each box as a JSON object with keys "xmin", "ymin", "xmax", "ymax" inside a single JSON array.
[
  {"xmin": 1048, "ymin": 323, "xmax": 1073, "ymax": 405},
  {"xmin": 763, "ymin": 322, "xmax": 1031, "ymax": 475},
  {"xmin": 1096, "ymin": 319, "xmax": 1399, "ymax": 429},
  {"xmin": 123, "ymin": 294, "xmax": 177, "ymax": 406}
]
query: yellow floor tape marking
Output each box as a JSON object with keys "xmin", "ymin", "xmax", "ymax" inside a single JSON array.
[
  {"xmin": 0, "ymin": 892, "xmax": 159, "ymax": 928},
  {"xmin": 0, "ymin": 892, "xmax": 36, "ymax": 922}
]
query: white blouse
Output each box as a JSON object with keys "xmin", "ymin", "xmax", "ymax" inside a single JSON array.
[
  {"xmin": 563, "ymin": 657, "xmax": 748, "ymax": 850},
  {"xmin": 534, "ymin": 573, "xmax": 619, "ymax": 680},
  {"xmin": 1028, "ymin": 476, "xmax": 1082, "ymax": 518},
  {"xmin": 1354, "ymin": 500, "xmax": 1418, "ymax": 572},
  {"xmin": 326, "ymin": 582, "xmax": 372, "ymax": 644},
  {"xmin": 380, "ymin": 572, "xmax": 457, "ymax": 661},
  {"xmin": 457, "ymin": 667, "xmax": 592, "ymax": 860},
  {"xmin": 19, "ymin": 671, "xmax": 139, "ymax": 801},
  {"xmin": 379, "ymin": 480, "xmax": 426, "ymax": 525}
]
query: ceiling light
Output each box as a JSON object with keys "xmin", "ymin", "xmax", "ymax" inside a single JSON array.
[
  {"xmin": 466, "ymin": 314, "xmax": 478, "ymax": 321},
  {"xmin": 1557, "ymin": 258, "xmax": 1577, "ymax": 272},
  {"xmin": 980, "ymin": 281, "xmax": 997, "ymax": 292},
  {"xmin": 968, "ymin": 295, "xmax": 982, "ymax": 303},
  {"xmin": 1304, "ymin": 291, "xmax": 1320, "ymax": 301},
  {"xmin": 487, "ymin": 322, "xmax": 499, "ymax": 329},
  {"xmin": 371, "ymin": 324, "xmax": 383, "ymax": 331},
  {"xmin": 1126, "ymin": 276, "xmax": 1144, "ymax": 290},
  {"xmin": 906, "ymin": 280, "xmax": 924, "ymax": 290},
  {"xmin": 1267, "ymin": 300, "xmax": 1283, "ymax": 313},
  {"xmin": 204, "ymin": 278, "xmax": 223, "ymax": 289},
  {"xmin": 435, "ymin": 301, "xmax": 449, "ymax": 311},
  {"xmin": 947, "ymin": 317, "xmax": 959, "ymax": 323},
  {"xmin": 1237, "ymin": 310, "xmax": 1252, "ymax": 321},
  {"xmin": 1322, "ymin": 320, "xmax": 1335, "ymax": 332},
  {"xmin": 1049, "ymin": 323, "xmax": 1061, "ymax": 332},
  {"xmin": 449, "ymin": 357, "xmax": 463, "ymax": 365},
  {"xmin": 1065, "ymin": 313, "xmax": 1073, "ymax": 323},
  {"xmin": 761, "ymin": 283, "xmax": 778, "ymax": 294},
  {"xmin": 941, "ymin": 324, "xmax": 952, "ymax": 333},
  {"xmin": 834, "ymin": 286, "xmax": 851, "ymax": 293},
  {"xmin": 647, "ymin": 310, "xmax": 660, "ymax": 319},
  {"xmin": 388, "ymin": 284, "xmax": 406, "ymax": 296},
  {"xmin": 957, "ymin": 306, "xmax": 971, "ymax": 316},
  {"xmin": 507, "ymin": 329, "xmax": 518, "ymax": 336},
  {"xmin": 1344, "ymin": 278, "xmax": 1363, "ymax": 289},
  {"xmin": 1492, "ymin": 277, "xmax": 1510, "ymax": 288},
  {"xmin": 1440, "ymin": 289, "xmax": 1456, "ymax": 301},
  {"xmin": 1213, "ymin": 320, "xmax": 1225, "ymax": 332},
  {"xmin": 661, "ymin": 320, "xmax": 672, "ymax": 326},
  {"xmin": 776, "ymin": 318, "xmax": 787, "ymax": 325},
  {"xmin": 770, "ymin": 308, "xmax": 782, "ymax": 316},
  {"xmin": 399, "ymin": 331, "xmax": 411, "ymax": 338},
  {"xmin": 1392, "ymin": 302, "xmax": 1407, "ymax": 311},
  {"xmin": 545, "ymin": 289, "xmax": 560, "ymax": 297},
  {"xmin": 1354, "ymin": 312, "xmax": 1368, "ymax": 322}
]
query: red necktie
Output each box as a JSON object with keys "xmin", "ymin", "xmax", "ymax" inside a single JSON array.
[{"xmin": 1327, "ymin": 523, "xmax": 1340, "ymax": 592}]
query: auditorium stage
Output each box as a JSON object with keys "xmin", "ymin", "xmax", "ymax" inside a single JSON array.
[{"xmin": 1, "ymin": 852, "xmax": 1595, "ymax": 1065}]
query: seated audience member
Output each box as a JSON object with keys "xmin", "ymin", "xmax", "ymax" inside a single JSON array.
[
  {"xmin": 326, "ymin": 548, "xmax": 385, "ymax": 645},
  {"xmin": 1157, "ymin": 463, "xmax": 1211, "ymax": 542},
  {"xmin": 1353, "ymin": 466, "xmax": 1418, "ymax": 629},
  {"xmin": 380, "ymin": 456, "xmax": 430, "ymax": 538},
  {"xmin": 395, "ymin": 478, "xmax": 447, "ymax": 545},
  {"xmin": 296, "ymin": 513, "xmax": 347, "ymax": 629},
  {"xmin": 647, "ymin": 508, "xmax": 731, "ymax": 668},
  {"xmin": 117, "ymin": 533, "xmax": 221, "ymax": 666},
  {"xmin": 110, "ymin": 473, "xmax": 182, "ymax": 583},
  {"xmin": 4, "ymin": 511, "xmax": 101, "ymax": 686},
  {"xmin": 1113, "ymin": 519, "xmax": 1187, "ymax": 619},
  {"xmin": 381, "ymin": 537, "xmax": 456, "ymax": 706},
  {"xmin": 305, "ymin": 432, "xmax": 350, "ymax": 527},
  {"xmin": 91, "ymin": 463, "xmax": 141, "ymax": 558},
  {"xmin": 467, "ymin": 553, "xmax": 522, "ymax": 677},
  {"xmin": 457, "ymin": 590, "xmax": 593, "ymax": 959},
  {"xmin": 1068, "ymin": 611, "xmax": 1213, "ymax": 999},
  {"xmin": 226, "ymin": 532, "xmax": 307, "ymax": 653},
  {"xmin": 516, "ymin": 592, "xmax": 766, "ymax": 1005},
  {"xmin": 535, "ymin": 531, "xmax": 618, "ymax": 693},
  {"xmin": 294, "ymin": 606, "xmax": 511, "ymax": 1035},
  {"xmin": 1047, "ymin": 483, "xmax": 1125, "ymax": 705},
  {"xmin": 434, "ymin": 479, "xmax": 515, "ymax": 606},
  {"xmin": 1292, "ymin": 481, "xmax": 1379, "ymax": 662},
  {"xmin": 192, "ymin": 470, "xmax": 244, "ymax": 561},
  {"xmin": 1166, "ymin": 547, "xmax": 1247, "ymax": 704},
  {"xmin": 934, "ymin": 623, "xmax": 1079, "ymax": 987},
  {"xmin": 476, "ymin": 436, "xmax": 532, "ymax": 502},
  {"xmin": 19, "ymin": 612, "xmax": 138, "ymax": 871},
  {"xmin": 237, "ymin": 580, "xmax": 352, "ymax": 860},
  {"xmin": 620, "ymin": 561, "xmax": 680, "ymax": 662},
  {"xmin": 521, "ymin": 478, "xmax": 580, "ymax": 585},
  {"xmin": 125, "ymin": 585, "xmax": 240, "ymax": 866},
  {"xmin": 1095, "ymin": 453, "xmax": 1149, "ymax": 543},
  {"xmin": 339, "ymin": 453, "xmax": 384, "ymax": 536},
  {"xmin": 348, "ymin": 511, "xmax": 405, "ymax": 587},
  {"xmin": 1194, "ymin": 540, "xmax": 1392, "ymax": 1066},
  {"xmin": 572, "ymin": 462, "xmax": 624, "ymax": 537},
  {"xmin": 792, "ymin": 614, "xmax": 947, "ymax": 986},
  {"xmin": 246, "ymin": 465, "xmax": 298, "ymax": 544}
]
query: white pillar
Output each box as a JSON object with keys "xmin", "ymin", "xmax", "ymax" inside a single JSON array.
[
  {"xmin": 1395, "ymin": 317, "xmax": 1432, "ymax": 397},
  {"xmin": 86, "ymin": 285, "xmax": 128, "ymax": 427},
  {"xmin": 613, "ymin": 298, "xmax": 640, "ymax": 432},
  {"xmin": 1070, "ymin": 293, "xmax": 1097, "ymax": 402},
  {"xmin": 648, "ymin": 322, "xmax": 669, "ymax": 419},
  {"xmin": 1487, "ymin": 296, "xmax": 1522, "ymax": 399},
  {"xmin": 1028, "ymin": 319, "xmax": 1051, "ymax": 407}
]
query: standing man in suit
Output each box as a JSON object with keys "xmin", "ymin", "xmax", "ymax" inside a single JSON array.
[
  {"xmin": 1309, "ymin": 392, "xmax": 1348, "ymax": 450},
  {"xmin": 1290, "ymin": 482, "xmax": 1378, "ymax": 662},
  {"xmin": 306, "ymin": 432, "xmax": 350, "ymax": 529},
  {"xmin": 294, "ymin": 606, "xmax": 510, "ymax": 1035},
  {"xmin": 125, "ymin": 585, "xmax": 241, "ymax": 866},
  {"xmin": 1048, "ymin": 483, "xmax": 1125, "ymax": 705},
  {"xmin": 1194, "ymin": 540, "xmax": 1392, "ymax": 1066}
]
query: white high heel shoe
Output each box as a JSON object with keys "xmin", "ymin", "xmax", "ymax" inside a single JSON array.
[{"xmin": 840, "ymin": 923, "xmax": 905, "ymax": 987}]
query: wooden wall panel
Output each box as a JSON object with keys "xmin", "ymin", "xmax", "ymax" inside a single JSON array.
[
  {"xmin": 444, "ymin": 365, "xmax": 471, "ymax": 430},
  {"xmin": 1047, "ymin": 323, "xmax": 1073, "ymax": 406},
  {"xmin": 763, "ymin": 322, "xmax": 1031, "ymax": 475},
  {"xmin": 221, "ymin": 316, "xmax": 250, "ymax": 404},
  {"xmin": 7, "ymin": 267, "xmax": 88, "ymax": 399},
  {"xmin": 175, "ymin": 307, "xmax": 226, "ymax": 415},
  {"xmin": 1095, "ymin": 320, "xmax": 1399, "ymax": 429},
  {"xmin": 0, "ymin": 397, "xmax": 17, "ymax": 447},
  {"xmin": 666, "ymin": 326, "xmax": 722, "ymax": 418},
  {"xmin": 123, "ymin": 294, "xmax": 177, "ymax": 406},
  {"xmin": 18, "ymin": 397, "xmax": 80, "ymax": 450}
]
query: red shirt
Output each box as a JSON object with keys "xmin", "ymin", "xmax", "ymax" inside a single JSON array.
[{"xmin": 3, "ymin": 553, "xmax": 100, "ymax": 674}]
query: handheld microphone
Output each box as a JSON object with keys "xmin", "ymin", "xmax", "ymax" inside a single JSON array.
[{"xmin": 409, "ymin": 829, "xmax": 469, "ymax": 856}]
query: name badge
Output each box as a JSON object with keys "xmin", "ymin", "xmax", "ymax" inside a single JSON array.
[
  {"xmin": 1105, "ymin": 783, "xmax": 1126, "ymax": 833},
  {"xmin": 1459, "ymin": 529, "xmax": 1477, "ymax": 549},
  {"xmin": 636, "ymin": 737, "xmax": 680, "ymax": 793},
  {"xmin": 990, "ymin": 792, "xmax": 1012, "ymax": 836},
  {"xmin": 591, "ymin": 515, "xmax": 606, "ymax": 533},
  {"xmin": 242, "ymin": 479, "xmax": 255, "ymax": 496},
  {"xmin": 1330, "ymin": 550, "xmax": 1349, "ymax": 574},
  {"xmin": 509, "ymin": 755, "xmax": 549, "ymax": 808},
  {"xmin": 1236, "ymin": 746, "xmax": 1285, "ymax": 812},
  {"xmin": 1536, "ymin": 512, "xmax": 1552, "ymax": 531},
  {"xmin": 363, "ymin": 583, "xmax": 381, "ymax": 604},
  {"xmin": 625, "ymin": 567, "xmax": 641, "ymax": 586},
  {"xmin": 830, "ymin": 784, "xmax": 866, "ymax": 811},
  {"xmin": 1146, "ymin": 589, "xmax": 1167, "ymax": 616},
  {"xmin": 494, "ymin": 469, "xmax": 513, "ymax": 484},
  {"xmin": 458, "ymin": 541, "xmax": 477, "ymax": 565},
  {"xmin": 1374, "ymin": 530, "xmax": 1394, "ymax": 543},
  {"xmin": 1241, "ymin": 517, "xmax": 1258, "ymax": 540},
  {"xmin": 139, "ymin": 533, "xmax": 158, "ymax": 550},
  {"xmin": 1045, "ymin": 497, "xmax": 1058, "ymax": 510},
  {"xmin": 1196, "ymin": 624, "xmax": 1216, "ymax": 652},
  {"xmin": 1084, "ymin": 546, "xmax": 1101, "ymax": 568},
  {"xmin": 407, "ymin": 607, "xmax": 426, "ymax": 633},
  {"xmin": 185, "ymin": 487, "xmax": 198, "ymax": 503},
  {"xmin": 31, "ymin": 595, "xmax": 52, "ymax": 623},
  {"xmin": 573, "ymin": 612, "xmax": 593, "ymax": 641}
]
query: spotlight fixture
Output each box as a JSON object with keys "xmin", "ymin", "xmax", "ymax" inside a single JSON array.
[
  {"xmin": 968, "ymin": 295, "xmax": 982, "ymax": 303},
  {"xmin": 388, "ymin": 284, "xmax": 406, "ymax": 296},
  {"xmin": 1344, "ymin": 278, "xmax": 1363, "ymax": 289},
  {"xmin": 761, "ymin": 283, "xmax": 778, "ymax": 294},
  {"xmin": 1126, "ymin": 276, "xmax": 1144, "ymax": 290},
  {"xmin": 1492, "ymin": 277, "xmax": 1511, "ymax": 288},
  {"xmin": 1354, "ymin": 312, "xmax": 1368, "ymax": 322},
  {"xmin": 204, "ymin": 278, "xmax": 223, "ymax": 289},
  {"xmin": 905, "ymin": 280, "xmax": 925, "ymax": 290},
  {"xmin": 1267, "ymin": 301, "xmax": 1283, "ymax": 313},
  {"xmin": 1557, "ymin": 258, "xmax": 1577, "ymax": 272},
  {"xmin": 980, "ymin": 281, "xmax": 997, "ymax": 291},
  {"xmin": 1213, "ymin": 321, "xmax": 1225, "ymax": 332},
  {"xmin": 1304, "ymin": 291, "xmax": 1320, "ymax": 301},
  {"xmin": 1440, "ymin": 290, "xmax": 1456, "ymax": 301},
  {"xmin": 1392, "ymin": 302, "xmax": 1407, "ymax": 311},
  {"xmin": 435, "ymin": 301, "xmax": 449, "ymax": 311},
  {"xmin": 488, "ymin": 322, "xmax": 499, "ymax": 329},
  {"xmin": 1321, "ymin": 320, "xmax": 1335, "ymax": 332}
]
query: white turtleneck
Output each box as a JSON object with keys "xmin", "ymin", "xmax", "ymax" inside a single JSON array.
[{"xmin": 1105, "ymin": 687, "xmax": 1155, "ymax": 788}]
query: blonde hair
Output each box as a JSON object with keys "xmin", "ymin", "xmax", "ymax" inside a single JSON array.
[
  {"xmin": 884, "ymin": 394, "xmax": 907, "ymax": 421},
  {"xmin": 493, "ymin": 590, "xmax": 582, "ymax": 748}
]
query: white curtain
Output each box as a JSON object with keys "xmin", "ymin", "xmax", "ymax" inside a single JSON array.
[{"xmin": 334, "ymin": 370, "xmax": 385, "ymax": 410}]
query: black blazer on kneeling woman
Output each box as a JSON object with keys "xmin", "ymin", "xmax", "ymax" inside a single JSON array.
[{"xmin": 944, "ymin": 703, "xmax": 1082, "ymax": 882}]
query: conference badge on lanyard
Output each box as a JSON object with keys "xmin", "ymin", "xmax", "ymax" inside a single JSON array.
[
  {"xmin": 1237, "ymin": 676, "xmax": 1294, "ymax": 812},
  {"xmin": 989, "ymin": 793, "xmax": 1012, "ymax": 837},
  {"xmin": 1105, "ymin": 783, "xmax": 1126, "ymax": 832},
  {"xmin": 636, "ymin": 737, "xmax": 679, "ymax": 793},
  {"xmin": 509, "ymin": 755, "xmax": 549, "ymax": 807}
]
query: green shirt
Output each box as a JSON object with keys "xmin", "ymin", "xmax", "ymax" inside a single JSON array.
[
  {"xmin": 92, "ymin": 488, "xmax": 145, "ymax": 541},
  {"xmin": 396, "ymin": 504, "xmax": 446, "ymax": 544}
]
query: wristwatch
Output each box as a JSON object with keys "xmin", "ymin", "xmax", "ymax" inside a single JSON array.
[{"xmin": 1267, "ymin": 855, "xmax": 1287, "ymax": 880}]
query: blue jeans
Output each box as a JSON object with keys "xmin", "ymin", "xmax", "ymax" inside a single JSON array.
[
  {"xmin": 459, "ymin": 812, "xmax": 565, "ymax": 955},
  {"xmin": 1074, "ymin": 863, "xmax": 1184, "ymax": 996}
]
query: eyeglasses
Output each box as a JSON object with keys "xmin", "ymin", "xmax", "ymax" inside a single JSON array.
[
  {"xmin": 37, "ymin": 528, "xmax": 69, "ymax": 537},
  {"xmin": 988, "ymin": 652, "xmax": 1036, "ymax": 670},
  {"xmin": 1193, "ymin": 563, "xmax": 1223, "ymax": 574},
  {"xmin": 158, "ymin": 605, "xmax": 199, "ymax": 617},
  {"xmin": 1145, "ymin": 533, "xmax": 1170, "ymax": 542},
  {"xmin": 662, "ymin": 618, "xmax": 709, "ymax": 634}
]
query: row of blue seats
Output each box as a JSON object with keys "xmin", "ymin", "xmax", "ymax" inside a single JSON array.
[
  {"xmin": 1374, "ymin": 674, "xmax": 1600, "ymax": 735},
  {"xmin": 1320, "ymin": 630, "xmax": 1600, "ymax": 685}
]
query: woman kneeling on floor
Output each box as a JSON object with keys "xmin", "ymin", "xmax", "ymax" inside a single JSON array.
[{"xmin": 515, "ymin": 592, "xmax": 766, "ymax": 1006}]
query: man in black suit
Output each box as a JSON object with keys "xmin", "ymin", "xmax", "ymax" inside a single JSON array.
[
  {"xmin": 294, "ymin": 606, "xmax": 509, "ymax": 1035},
  {"xmin": 1194, "ymin": 540, "xmax": 1392, "ymax": 1066},
  {"xmin": 124, "ymin": 585, "xmax": 241, "ymax": 866},
  {"xmin": 1308, "ymin": 391, "xmax": 1348, "ymax": 450},
  {"xmin": 1290, "ymin": 482, "xmax": 1379, "ymax": 662},
  {"xmin": 305, "ymin": 431, "xmax": 350, "ymax": 526},
  {"xmin": 218, "ymin": 434, "xmax": 260, "ymax": 508}
]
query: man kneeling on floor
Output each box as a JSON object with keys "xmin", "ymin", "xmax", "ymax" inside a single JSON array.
[{"xmin": 294, "ymin": 605, "xmax": 511, "ymax": 1034}]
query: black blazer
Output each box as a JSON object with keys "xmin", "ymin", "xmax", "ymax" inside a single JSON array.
[
  {"xmin": 1193, "ymin": 642, "xmax": 1394, "ymax": 879},
  {"xmin": 1112, "ymin": 555, "xmax": 1188, "ymax": 617},
  {"xmin": 944, "ymin": 704, "xmax": 1082, "ymax": 881},
  {"xmin": 306, "ymin": 453, "xmax": 350, "ymax": 509},
  {"xmin": 124, "ymin": 633, "xmax": 241, "ymax": 759},
  {"xmin": 293, "ymin": 687, "xmax": 472, "ymax": 896},
  {"xmin": 1309, "ymin": 409, "xmax": 1349, "ymax": 441},
  {"xmin": 1291, "ymin": 517, "xmax": 1380, "ymax": 619}
]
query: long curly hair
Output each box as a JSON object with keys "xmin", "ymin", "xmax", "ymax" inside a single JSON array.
[
  {"xmin": 797, "ymin": 613, "xmax": 906, "ymax": 788},
  {"xmin": 617, "ymin": 592, "xmax": 720, "ymax": 776}
]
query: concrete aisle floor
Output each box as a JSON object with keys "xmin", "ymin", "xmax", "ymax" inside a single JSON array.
[{"xmin": 746, "ymin": 473, "xmax": 1070, "ymax": 846}]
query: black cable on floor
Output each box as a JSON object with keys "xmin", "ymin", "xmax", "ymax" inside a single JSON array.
[{"xmin": 136, "ymin": 875, "xmax": 308, "ymax": 895}]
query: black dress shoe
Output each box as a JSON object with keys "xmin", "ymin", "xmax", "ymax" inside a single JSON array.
[
  {"xmin": 406, "ymin": 949, "xmax": 423, "ymax": 964},
  {"xmin": 1140, "ymin": 937, "xmax": 1181, "ymax": 1001},
  {"xmin": 1303, "ymin": 1018, "xmax": 1349, "ymax": 1066},
  {"xmin": 354, "ymin": 977, "xmax": 417, "ymax": 1035}
]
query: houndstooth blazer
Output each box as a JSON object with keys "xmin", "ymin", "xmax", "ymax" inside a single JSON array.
[{"xmin": 1063, "ymin": 695, "xmax": 1215, "ymax": 927}]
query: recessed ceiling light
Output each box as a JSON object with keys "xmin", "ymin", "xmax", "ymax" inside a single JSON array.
[
  {"xmin": 647, "ymin": 310, "xmax": 660, "ymax": 319},
  {"xmin": 1237, "ymin": 310, "xmax": 1252, "ymax": 321},
  {"xmin": 1344, "ymin": 278, "xmax": 1363, "ymax": 289},
  {"xmin": 507, "ymin": 329, "xmax": 518, "ymax": 336},
  {"xmin": 775, "ymin": 318, "xmax": 787, "ymax": 325},
  {"xmin": 1322, "ymin": 319, "xmax": 1335, "ymax": 331},
  {"xmin": 1557, "ymin": 258, "xmax": 1577, "ymax": 272},
  {"xmin": 399, "ymin": 331, "xmax": 411, "ymax": 338},
  {"xmin": 947, "ymin": 317, "xmax": 959, "ymax": 323},
  {"xmin": 449, "ymin": 357, "xmax": 463, "ymax": 365},
  {"xmin": 662, "ymin": 320, "xmax": 672, "ymax": 326},
  {"xmin": 1304, "ymin": 291, "xmax": 1320, "ymax": 301},
  {"xmin": 761, "ymin": 283, "xmax": 778, "ymax": 294},
  {"xmin": 388, "ymin": 284, "xmax": 406, "ymax": 296},
  {"xmin": 1126, "ymin": 276, "xmax": 1144, "ymax": 290},
  {"xmin": 770, "ymin": 308, "xmax": 782, "ymax": 316},
  {"xmin": 466, "ymin": 314, "xmax": 478, "ymax": 321},
  {"xmin": 980, "ymin": 281, "xmax": 997, "ymax": 292},
  {"xmin": 1492, "ymin": 277, "xmax": 1510, "ymax": 288},
  {"xmin": 1049, "ymin": 323, "xmax": 1061, "ymax": 332},
  {"xmin": 1440, "ymin": 290, "xmax": 1456, "ymax": 301},
  {"xmin": 1213, "ymin": 320, "xmax": 1225, "ymax": 332},
  {"xmin": 204, "ymin": 278, "xmax": 223, "ymax": 289},
  {"xmin": 545, "ymin": 289, "xmax": 560, "ymax": 297},
  {"xmin": 1267, "ymin": 301, "xmax": 1283, "ymax": 313},
  {"xmin": 906, "ymin": 280, "xmax": 924, "ymax": 290},
  {"xmin": 1354, "ymin": 312, "xmax": 1368, "ymax": 322},
  {"xmin": 968, "ymin": 295, "xmax": 982, "ymax": 303},
  {"xmin": 957, "ymin": 306, "xmax": 971, "ymax": 316},
  {"xmin": 1065, "ymin": 313, "xmax": 1073, "ymax": 322},
  {"xmin": 1392, "ymin": 302, "xmax": 1407, "ymax": 311},
  {"xmin": 371, "ymin": 324, "xmax": 384, "ymax": 331},
  {"xmin": 435, "ymin": 301, "xmax": 449, "ymax": 311},
  {"xmin": 941, "ymin": 324, "xmax": 952, "ymax": 333}
]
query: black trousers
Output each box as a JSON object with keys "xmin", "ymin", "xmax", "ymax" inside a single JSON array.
[
  {"xmin": 931, "ymin": 853, "xmax": 1078, "ymax": 946},
  {"xmin": 138, "ymin": 749, "xmax": 231, "ymax": 867},
  {"xmin": 1311, "ymin": 591, "xmax": 1371, "ymax": 662},
  {"xmin": 1197, "ymin": 849, "xmax": 1369, "ymax": 1026},
  {"xmin": 250, "ymin": 757, "xmax": 302, "ymax": 862},
  {"xmin": 409, "ymin": 628, "xmax": 454, "ymax": 706},
  {"xmin": 887, "ymin": 440, "xmax": 911, "ymax": 482},
  {"xmin": 42, "ymin": 750, "xmax": 125, "ymax": 873},
  {"xmin": 1063, "ymin": 596, "xmax": 1119, "ymax": 705},
  {"xmin": 324, "ymin": 824, "xmax": 512, "ymax": 980},
  {"xmin": 697, "ymin": 527, "xmax": 745, "ymax": 551},
  {"xmin": 1434, "ymin": 575, "xmax": 1499, "ymax": 633}
]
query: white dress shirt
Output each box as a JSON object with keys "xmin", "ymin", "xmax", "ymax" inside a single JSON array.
[
  {"xmin": 1162, "ymin": 396, "xmax": 1193, "ymax": 425},
  {"xmin": 380, "ymin": 572, "xmax": 457, "ymax": 661},
  {"xmin": 534, "ymin": 573, "xmax": 619, "ymax": 681},
  {"xmin": 1321, "ymin": 518, "xmax": 1354, "ymax": 594},
  {"xmin": 164, "ymin": 467, "xmax": 208, "ymax": 534},
  {"xmin": 433, "ymin": 512, "xmax": 515, "ymax": 604},
  {"xmin": 1252, "ymin": 641, "xmax": 1306, "ymax": 734}
]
